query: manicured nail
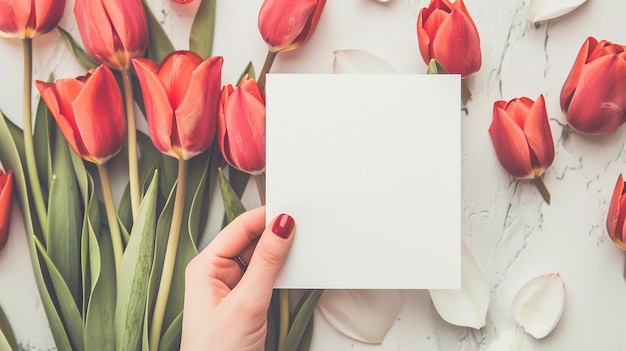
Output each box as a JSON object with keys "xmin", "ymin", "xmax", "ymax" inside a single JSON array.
[{"xmin": 272, "ymin": 214, "xmax": 295, "ymax": 239}]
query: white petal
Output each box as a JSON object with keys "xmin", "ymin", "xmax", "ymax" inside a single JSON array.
[
  {"xmin": 428, "ymin": 241, "xmax": 489, "ymax": 329},
  {"xmin": 367, "ymin": 0, "xmax": 391, "ymax": 3},
  {"xmin": 511, "ymin": 273, "xmax": 565, "ymax": 339},
  {"xmin": 527, "ymin": 0, "xmax": 587, "ymax": 23},
  {"xmin": 317, "ymin": 290, "xmax": 402, "ymax": 344},
  {"xmin": 333, "ymin": 49, "xmax": 396, "ymax": 74}
]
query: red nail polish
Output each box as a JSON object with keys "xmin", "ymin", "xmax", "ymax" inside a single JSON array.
[{"xmin": 272, "ymin": 214, "xmax": 295, "ymax": 239}]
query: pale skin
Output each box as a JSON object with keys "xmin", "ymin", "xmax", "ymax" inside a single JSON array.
[{"xmin": 181, "ymin": 207, "xmax": 295, "ymax": 351}]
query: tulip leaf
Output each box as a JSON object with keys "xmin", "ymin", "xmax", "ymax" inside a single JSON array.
[
  {"xmin": 218, "ymin": 167, "xmax": 247, "ymax": 224},
  {"xmin": 426, "ymin": 59, "xmax": 447, "ymax": 75},
  {"xmin": 47, "ymin": 126, "xmax": 82, "ymax": 304},
  {"xmin": 35, "ymin": 237, "xmax": 85, "ymax": 351},
  {"xmin": 0, "ymin": 303, "xmax": 18, "ymax": 351},
  {"xmin": 2, "ymin": 114, "xmax": 25, "ymax": 168},
  {"xmin": 297, "ymin": 315, "xmax": 314, "ymax": 351},
  {"xmin": 265, "ymin": 290, "xmax": 280, "ymax": 351},
  {"xmin": 237, "ymin": 62, "xmax": 256, "ymax": 84},
  {"xmin": 115, "ymin": 171, "xmax": 159, "ymax": 351},
  {"xmin": 158, "ymin": 312, "xmax": 182, "ymax": 351},
  {"xmin": 143, "ymin": 0, "xmax": 175, "ymax": 62},
  {"xmin": 57, "ymin": 26, "xmax": 99, "ymax": 70},
  {"xmin": 185, "ymin": 150, "xmax": 212, "ymax": 246},
  {"xmin": 33, "ymin": 78, "xmax": 54, "ymax": 193},
  {"xmin": 282, "ymin": 290, "xmax": 324, "ymax": 351},
  {"xmin": 0, "ymin": 112, "xmax": 72, "ymax": 351},
  {"xmin": 189, "ymin": 0, "xmax": 217, "ymax": 59}
]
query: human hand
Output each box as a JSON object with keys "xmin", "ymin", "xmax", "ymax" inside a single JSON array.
[{"xmin": 181, "ymin": 206, "xmax": 295, "ymax": 351}]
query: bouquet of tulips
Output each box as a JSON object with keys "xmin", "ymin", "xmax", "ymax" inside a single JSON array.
[{"xmin": 0, "ymin": 0, "xmax": 325, "ymax": 350}]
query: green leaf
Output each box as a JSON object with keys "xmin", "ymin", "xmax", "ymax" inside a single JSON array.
[
  {"xmin": 115, "ymin": 171, "xmax": 160, "ymax": 351},
  {"xmin": 296, "ymin": 314, "xmax": 314, "ymax": 351},
  {"xmin": 426, "ymin": 59, "xmax": 446, "ymax": 75},
  {"xmin": 143, "ymin": 0, "xmax": 175, "ymax": 62},
  {"xmin": 0, "ymin": 112, "xmax": 72, "ymax": 350},
  {"xmin": 158, "ymin": 312, "xmax": 182, "ymax": 351},
  {"xmin": 237, "ymin": 62, "xmax": 256, "ymax": 84},
  {"xmin": 185, "ymin": 149, "xmax": 212, "ymax": 246},
  {"xmin": 189, "ymin": 0, "xmax": 217, "ymax": 59},
  {"xmin": 0, "ymin": 303, "xmax": 18, "ymax": 351},
  {"xmin": 2, "ymin": 114, "xmax": 25, "ymax": 166},
  {"xmin": 33, "ymin": 76, "xmax": 54, "ymax": 193},
  {"xmin": 57, "ymin": 26, "xmax": 99, "ymax": 69},
  {"xmin": 47, "ymin": 126, "xmax": 82, "ymax": 304},
  {"xmin": 35, "ymin": 237, "xmax": 85, "ymax": 351},
  {"xmin": 218, "ymin": 168, "xmax": 247, "ymax": 224},
  {"xmin": 282, "ymin": 290, "xmax": 324, "ymax": 351}
]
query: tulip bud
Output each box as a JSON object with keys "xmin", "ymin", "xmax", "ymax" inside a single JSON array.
[
  {"xmin": 0, "ymin": 169, "xmax": 13, "ymax": 251},
  {"xmin": 607, "ymin": 174, "xmax": 626, "ymax": 250},
  {"xmin": 416, "ymin": 0, "xmax": 481, "ymax": 78},
  {"xmin": 0, "ymin": 0, "xmax": 66, "ymax": 39},
  {"xmin": 35, "ymin": 65, "xmax": 126, "ymax": 165},
  {"xmin": 218, "ymin": 76, "xmax": 266, "ymax": 175},
  {"xmin": 489, "ymin": 95, "xmax": 554, "ymax": 179},
  {"xmin": 560, "ymin": 37, "xmax": 626, "ymax": 134},
  {"xmin": 133, "ymin": 51, "xmax": 223, "ymax": 160},
  {"xmin": 74, "ymin": 0, "xmax": 148, "ymax": 71},
  {"xmin": 258, "ymin": 0, "xmax": 326, "ymax": 53}
]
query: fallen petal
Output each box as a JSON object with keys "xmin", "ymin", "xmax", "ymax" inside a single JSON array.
[
  {"xmin": 429, "ymin": 241, "xmax": 489, "ymax": 329},
  {"xmin": 333, "ymin": 49, "xmax": 396, "ymax": 74},
  {"xmin": 317, "ymin": 290, "xmax": 402, "ymax": 344},
  {"xmin": 527, "ymin": 0, "xmax": 587, "ymax": 22},
  {"xmin": 512, "ymin": 273, "xmax": 565, "ymax": 339}
]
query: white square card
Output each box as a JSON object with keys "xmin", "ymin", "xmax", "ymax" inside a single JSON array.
[{"xmin": 266, "ymin": 74, "xmax": 461, "ymax": 289}]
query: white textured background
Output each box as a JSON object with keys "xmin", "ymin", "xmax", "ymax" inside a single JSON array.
[{"xmin": 1, "ymin": 0, "xmax": 626, "ymax": 350}]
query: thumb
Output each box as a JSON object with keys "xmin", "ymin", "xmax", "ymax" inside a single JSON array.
[{"xmin": 236, "ymin": 213, "xmax": 295, "ymax": 301}]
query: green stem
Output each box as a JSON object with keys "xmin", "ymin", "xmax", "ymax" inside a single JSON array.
[
  {"xmin": 149, "ymin": 159, "xmax": 189, "ymax": 351},
  {"xmin": 278, "ymin": 289, "xmax": 290, "ymax": 351},
  {"xmin": 254, "ymin": 173, "xmax": 266, "ymax": 205},
  {"xmin": 22, "ymin": 38, "xmax": 48, "ymax": 241},
  {"xmin": 97, "ymin": 164, "xmax": 123, "ymax": 273},
  {"xmin": 121, "ymin": 69, "xmax": 140, "ymax": 219},
  {"xmin": 257, "ymin": 50, "xmax": 277, "ymax": 93},
  {"xmin": 532, "ymin": 177, "xmax": 551, "ymax": 205}
]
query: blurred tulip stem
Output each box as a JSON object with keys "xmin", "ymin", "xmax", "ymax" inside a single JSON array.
[
  {"xmin": 21, "ymin": 38, "xmax": 48, "ymax": 240},
  {"xmin": 97, "ymin": 163, "xmax": 123, "ymax": 273},
  {"xmin": 278, "ymin": 289, "xmax": 290, "ymax": 351},
  {"xmin": 255, "ymin": 173, "xmax": 266, "ymax": 205},
  {"xmin": 149, "ymin": 158, "xmax": 189, "ymax": 351},
  {"xmin": 257, "ymin": 50, "xmax": 277, "ymax": 92},
  {"xmin": 532, "ymin": 177, "xmax": 551, "ymax": 205},
  {"xmin": 121, "ymin": 69, "xmax": 140, "ymax": 219}
]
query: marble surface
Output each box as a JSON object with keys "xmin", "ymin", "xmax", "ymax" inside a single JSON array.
[{"xmin": 1, "ymin": 0, "xmax": 626, "ymax": 350}]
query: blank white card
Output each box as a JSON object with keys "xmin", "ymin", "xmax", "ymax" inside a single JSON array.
[{"xmin": 265, "ymin": 74, "xmax": 461, "ymax": 289}]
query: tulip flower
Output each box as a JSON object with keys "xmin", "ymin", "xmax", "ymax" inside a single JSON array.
[
  {"xmin": 0, "ymin": 0, "xmax": 65, "ymax": 39},
  {"xmin": 258, "ymin": 0, "xmax": 326, "ymax": 53},
  {"xmin": 35, "ymin": 65, "xmax": 126, "ymax": 165},
  {"xmin": 218, "ymin": 75, "xmax": 266, "ymax": 175},
  {"xmin": 0, "ymin": 169, "xmax": 13, "ymax": 251},
  {"xmin": 74, "ymin": 0, "xmax": 148, "ymax": 71},
  {"xmin": 560, "ymin": 37, "xmax": 626, "ymax": 134},
  {"xmin": 607, "ymin": 174, "xmax": 626, "ymax": 250},
  {"xmin": 416, "ymin": 0, "xmax": 481, "ymax": 78},
  {"xmin": 489, "ymin": 95, "xmax": 554, "ymax": 203},
  {"xmin": 133, "ymin": 51, "xmax": 223, "ymax": 160}
]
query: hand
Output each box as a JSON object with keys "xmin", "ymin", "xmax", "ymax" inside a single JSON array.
[{"xmin": 181, "ymin": 206, "xmax": 295, "ymax": 351}]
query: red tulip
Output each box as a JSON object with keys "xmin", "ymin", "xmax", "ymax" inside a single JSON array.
[
  {"xmin": 607, "ymin": 174, "xmax": 626, "ymax": 250},
  {"xmin": 133, "ymin": 51, "xmax": 223, "ymax": 160},
  {"xmin": 218, "ymin": 76, "xmax": 266, "ymax": 175},
  {"xmin": 0, "ymin": 0, "xmax": 65, "ymax": 39},
  {"xmin": 258, "ymin": 0, "xmax": 326, "ymax": 53},
  {"xmin": 416, "ymin": 0, "xmax": 481, "ymax": 78},
  {"xmin": 35, "ymin": 65, "xmax": 126, "ymax": 165},
  {"xmin": 74, "ymin": 0, "xmax": 148, "ymax": 71},
  {"xmin": 0, "ymin": 169, "xmax": 13, "ymax": 251},
  {"xmin": 560, "ymin": 37, "xmax": 626, "ymax": 135},
  {"xmin": 489, "ymin": 95, "xmax": 554, "ymax": 179}
]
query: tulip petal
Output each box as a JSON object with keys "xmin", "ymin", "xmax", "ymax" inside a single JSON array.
[
  {"xmin": 176, "ymin": 56, "xmax": 223, "ymax": 159},
  {"xmin": 333, "ymin": 50, "xmax": 396, "ymax": 74},
  {"xmin": 74, "ymin": 0, "xmax": 117, "ymax": 67},
  {"xmin": 133, "ymin": 58, "xmax": 175, "ymax": 157},
  {"xmin": 566, "ymin": 55, "xmax": 626, "ymax": 134},
  {"xmin": 560, "ymin": 37, "xmax": 595, "ymax": 112},
  {"xmin": 522, "ymin": 95, "xmax": 554, "ymax": 173},
  {"xmin": 489, "ymin": 105, "xmax": 534, "ymax": 179},
  {"xmin": 429, "ymin": 241, "xmax": 489, "ymax": 329},
  {"xmin": 512, "ymin": 273, "xmax": 565, "ymax": 339},
  {"xmin": 527, "ymin": 0, "xmax": 587, "ymax": 23},
  {"xmin": 317, "ymin": 290, "xmax": 402, "ymax": 344},
  {"xmin": 0, "ymin": 170, "xmax": 13, "ymax": 251},
  {"xmin": 258, "ymin": 0, "xmax": 318, "ymax": 51},
  {"xmin": 606, "ymin": 174, "xmax": 624, "ymax": 240},
  {"xmin": 431, "ymin": 9, "xmax": 481, "ymax": 77}
]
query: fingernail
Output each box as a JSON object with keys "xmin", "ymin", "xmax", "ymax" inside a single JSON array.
[{"xmin": 272, "ymin": 214, "xmax": 295, "ymax": 239}]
